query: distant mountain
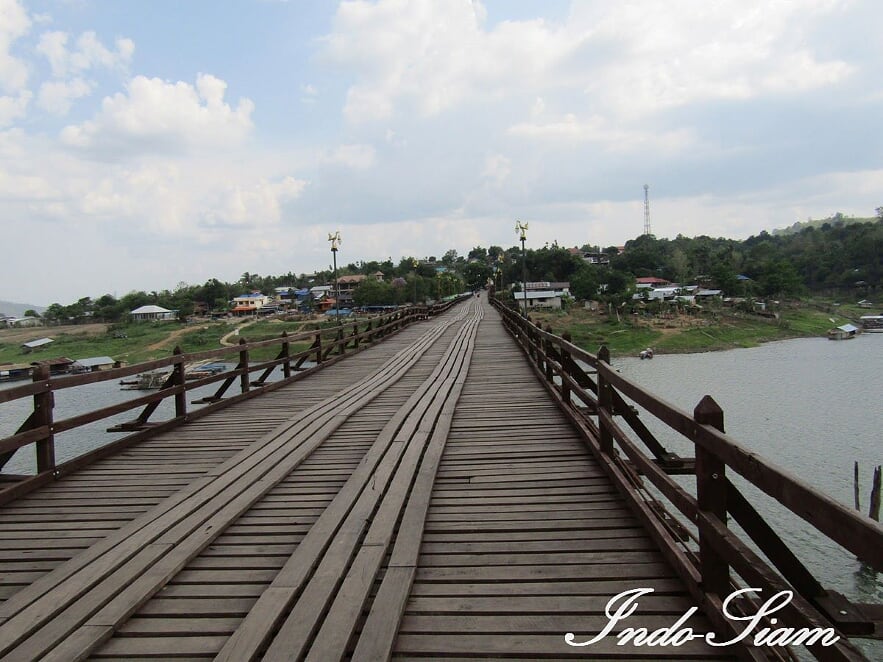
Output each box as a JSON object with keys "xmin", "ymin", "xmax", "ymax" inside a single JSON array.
[
  {"xmin": 772, "ymin": 214, "xmax": 877, "ymax": 236},
  {"xmin": 0, "ymin": 300, "xmax": 46, "ymax": 318}
]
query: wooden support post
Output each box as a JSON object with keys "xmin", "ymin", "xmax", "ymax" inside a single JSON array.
[
  {"xmin": 315, "ymin": 331, "xmax": 323, "ymax": 364},
  {"xmin": 172, "ymin": 346, "xmax": 187, "ymax": 419},
  {"xmin": 238, "ymin": 337, "xmax": 250, "ymax": 394},
  {"xmin": 597, "ymin": 345, "xmax": 613, "ymax": 456},
  {"xmin": 854, "ymin": 461, "xmax": 861, "ymax": 511},
  {"xmin": 281, "ymin": 332, "xmax": 291, "ymax": 379},
  {"xmin": 560, "ymin": 332, "xmax": 572, "ymax": 405},
  {"xmin": 694, "ymin": 395, "xmax": 729, "ymax": 597},
  {"xmin": 32, "ymin": 364, "xmax": 56, "ymax": 474},
  {"xmin": 870, "ymin": 466, "xmax": 881, "ymax": 522},
  {"xmin": 336, "ymin": 326, "xmax": 345, "ymax": 355},
  {"xmin": 543, "ymin": 324, "xmax": 554, "ymax": 382}
]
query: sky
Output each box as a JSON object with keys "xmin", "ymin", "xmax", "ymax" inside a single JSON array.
[{"xmin": 1, "ymin": 0, "xmax": 881, "ymax": 306}]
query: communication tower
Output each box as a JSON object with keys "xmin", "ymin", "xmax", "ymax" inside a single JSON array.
[{"xmin": 643, "ymin": 184, "xmax": 651, "ymax": 236}]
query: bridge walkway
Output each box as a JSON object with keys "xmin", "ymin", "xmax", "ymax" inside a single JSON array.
[{"xmin": 0, "ymin": 296, "xmax": 729, "ymax": 660}]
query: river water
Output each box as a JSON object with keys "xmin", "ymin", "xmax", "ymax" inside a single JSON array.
[
  {"xmin": 614, "ymin": 332, "xmax": 882, "ymax": 646},
  {"xmin": 0, "ymin": 362, "xmax": 287, "ymax": 474}
]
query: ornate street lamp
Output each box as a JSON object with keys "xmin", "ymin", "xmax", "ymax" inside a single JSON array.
[
  {"xmin": 328, "ymin": 231, "xmax": 341, "ymax": 322},
  {"xmin": 515, "ymin": 221, "xmax": 529, "ymax": 317},
  {"xmin": 411, "ymin": 258, "xmax": 419, "ymax": 306}
]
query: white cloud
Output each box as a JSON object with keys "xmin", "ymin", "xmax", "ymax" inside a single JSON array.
[
  {"xmin": 508, "ymin": 113, "xmax": 697, "ymax": 154},
  {"xmin": 324, "ymin": 0, "xmax": 852, "ymax": 124},
  {"xmin": 322, "ymin": 143, "xmax": 376, "ymax": 169},
  {"xmin": 37, "ymin": 77, "xmax": 92, "ymax": 114},
  {"xmin": 202, "ymin": 175, "xmax": 307, "ymax": 228},
  {"xmin": 325, "ymin": 0, "xmax": 570, "ymax": 122},
  {"xmin": 60, "ymin": 74, "xmax": 255, "ymax": 154},
  {"xmin": 0, "ymin": 89, "xmax": 29, "ymax": 126},
  {"xmin": 0, "ymin": 0, "xmax": 31, "ymax": 93},
  {"xmin": 481, "ymin": 154, "xmax": 510, "ymax": 187},
  {"xmin": 36, "ymin": 30, "xmax": 134, "ymax": 79},
  {"xmin": 573, "ymin": 0, "xmax": 853, "ymax": 117}
]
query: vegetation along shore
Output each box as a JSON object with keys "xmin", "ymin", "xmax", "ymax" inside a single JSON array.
[{"xmin": 2, "ymin": 214, "xmax": 880, "ymax": 365}]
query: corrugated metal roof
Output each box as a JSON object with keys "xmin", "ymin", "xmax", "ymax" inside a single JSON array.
[
  {"xmin": 75, "ymin": 356, "xmax": 116, "ymax": 368},
  {"xmin": 22, "ymin": 338, "xmax": 53, "ymax": 348},
  {"xmin": 130, "ymin": 305, "xmax": 173, "ymax": 314},
  {"xmin": 837, "ymin": 324, "xmax": 859, "ymax": 333}
]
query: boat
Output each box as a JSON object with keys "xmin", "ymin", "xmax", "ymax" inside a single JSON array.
[
  {"xmin": 827, "ymin": 324, "xmax": 860, "ymax": 340},
  {"xmin": 859, "ymin": 314, "xmax": 883, "ymax": 333},
  {"xmin": 639, "ymin": 348, "xmax": 654, "ymax": 360},
  {"xmin": 185, "ymin": 362, "xmax": 228, "ymax": 380},
  {"xmin": 120, "ymin": 371, "xmax": 169, "ymax": 390},
  {"xmin": 184, "ymin": 363, "xmax": 227, "ymax": 379}
]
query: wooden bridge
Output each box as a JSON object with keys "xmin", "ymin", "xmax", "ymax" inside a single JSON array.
[{"xmin": 0, "ymin": 294, "xmax": 880, "ymax": 660}]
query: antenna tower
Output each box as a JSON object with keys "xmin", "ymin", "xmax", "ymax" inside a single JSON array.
[{"xmin": 643, "ymin": 184, "xmax": 651, "ymax": 235}]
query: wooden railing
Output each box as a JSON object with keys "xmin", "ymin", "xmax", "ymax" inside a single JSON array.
[
  {"xmin": 0, "ymin": 298, "xmax": 468, "ymax": 504},
  {"xmin": 491, "ymin": 296, "xmax": 882, "ymax": 661}
]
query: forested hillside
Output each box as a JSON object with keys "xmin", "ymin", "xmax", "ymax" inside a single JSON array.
[{"xmin": 25, "ymin": 217, "xmax": 883, "ymax": 324}]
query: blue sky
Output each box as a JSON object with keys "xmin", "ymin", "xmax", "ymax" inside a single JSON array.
[{"xmin": 1, "ymin": 0, "xmax": 881, "ymax": 306}]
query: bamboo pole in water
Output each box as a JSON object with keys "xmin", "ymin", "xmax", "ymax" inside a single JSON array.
[
  {"xmin": 854, "ymin": 461, "xmax": 860, "ymax": 511},
  {"xmin": 869, "ymin": 465, "xmax": 881, "ymax": 522}
]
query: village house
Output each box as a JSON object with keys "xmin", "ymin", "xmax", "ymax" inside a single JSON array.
[
  {"xmin": 73, "ymin": 356, "xmax": 119, "ymax": 372},
  {"xmin": 129, "ymin": 305, "xmax": 178, "ymax": 322},
  {"xmin": 230, "ymin": 292, "xmax": 271, "ymax": 316},
  {"xmin": 21, "ymin": 338, "xmax": 54, "ymax": 353}
]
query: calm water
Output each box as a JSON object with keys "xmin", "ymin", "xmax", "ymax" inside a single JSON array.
[
  {"xmin": 0, "ymin": 363, "xmax": 290, "ymax": 474},
  {"xmin": 615, "ymin": 334, "xmax": 882, "ymax": 604}
]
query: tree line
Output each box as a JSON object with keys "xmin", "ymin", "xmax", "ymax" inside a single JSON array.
[{"xmin": 32, "ymin": 216, "xmax": 883, "ymax": 324}]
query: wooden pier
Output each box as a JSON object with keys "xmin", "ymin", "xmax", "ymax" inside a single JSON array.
[{"xmin": 0, "ymin": 295, "xmax": 880, "ymax": 660}]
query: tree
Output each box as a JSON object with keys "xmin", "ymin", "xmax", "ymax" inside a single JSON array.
[
  {"xmin": 467, "ymin": 246, "xmax": 488, "ymax": 261},
  {"xmin": 461, "ymin": 262, "xmax": 491, "ymax": 290},
  {"xmin": 353, "ymin": 279, "xmax": 396, "ymax": 306},
  {"xmin": 570, "ymin": 265, "xmax": 600, "ymax": 300}
]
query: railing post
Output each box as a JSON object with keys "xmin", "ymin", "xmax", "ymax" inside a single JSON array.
[
  {"xmin": 172, "ymin": 346, "xmax": 187, "ymax": 419},
  {"xmin": 560, "ymin": 332, "xmax": 572, "ymax": 405},
  {"xmin": 32, "ymin": 364, "xmax": 56, "ymax": 473},
  {"xmin": 597, "ymin": 345, "xmax": 613, "ymax": 456},
  {"xmin": 694, "ymin": 395, "xmax": 729, "ymax": 597},
  {"xmin": 315, "ymin": 331, "xmax": 323, "ymax": 365},
  {"xmin": 543, "ymin": 324, "xmax": 554, "ymax": 382},
  {"xmin": 238, "ymin": 337, "xmax": 250, "ymax": 394},
  {"xmin": 525, "ymin": 316, "xmax": 534, "ymax": 361},
  {"xmin": 281, "ymin": 332, "xmax": 291, "ymax": 379}
]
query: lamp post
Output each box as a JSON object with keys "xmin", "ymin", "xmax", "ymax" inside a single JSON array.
[
  {"xmin": 411, "ymin": 258, "xmax": 419, "ymax": 307},
  {"xmin": 515, "ymin": 221, "xmax": 529, "ymax": 317},
  {"xmin": 328, "ymin": 231, "xmax": 341, "ymax": 323}
]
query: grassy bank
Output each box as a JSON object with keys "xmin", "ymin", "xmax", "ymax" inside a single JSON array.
[
  {"xmin": 0, "ymin": 317, "xmax": 327, "ymax": 367},
  {"xmin": 528, "ymin": 300, "xmax": 864, "ymax": 358}
]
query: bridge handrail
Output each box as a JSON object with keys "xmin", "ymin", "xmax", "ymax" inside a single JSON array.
[
  {"xmin": 491, "ymin": 295, "xmax": 882, "ymax": 659},
  {"xmin": 0, "ymin": 297, "xmax": 469, "ymax": 500}
]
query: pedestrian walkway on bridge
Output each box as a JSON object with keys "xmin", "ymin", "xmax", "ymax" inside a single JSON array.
[{"xmin": 0, "ymin": 294, "xmax": 873, "ymax": 660}]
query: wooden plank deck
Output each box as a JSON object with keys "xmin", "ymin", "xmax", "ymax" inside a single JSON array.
[{"xmin": 0, "ymin": 296, "xmax": 735, "ymax": 660}]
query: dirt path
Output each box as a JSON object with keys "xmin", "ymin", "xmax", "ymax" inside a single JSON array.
[
  {"xmin": 219, "ymin": 319, "xmax": 258, "ymax": 346},
  {"xmin": 145, "ymin": 326, "xmax": 200, "ymax": 351}
]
